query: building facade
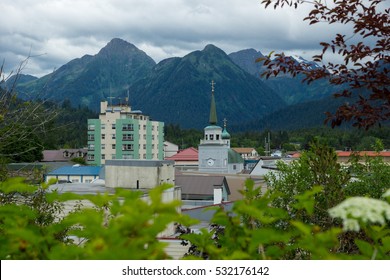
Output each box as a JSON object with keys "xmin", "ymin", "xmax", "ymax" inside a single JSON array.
[
  {"xmin": 87, "ymin": 101, "xmax": 164, "ymax": 165},
  {"xmin": 104, "ymin": 159, "xmax": 175, "ymax": 189},
  {"xmin": 46, "ymin": 165, "xmax": 102, "ymax": 183},
  {"xmin": 198, "ymin": 81, "xmax": 244, "ymax": 174}
]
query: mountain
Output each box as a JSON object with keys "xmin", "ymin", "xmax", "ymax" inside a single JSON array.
[
  {"xmin": 228, "ymin": 48, "xmax": 265, "ymax": 77},
  {"xmin": 233, "ymin": 94, "xmax": 350, "ymax": 132},
  {"xmin": 2, "ymin": 74, "xmax": 38, "ymax": 91},
  {"xmin": 229, "ymin": 49, "xmax": 339, "ymax": 105},
  {"xmin": 15, "ymin": 38, "xmax": 156, "ymax": 108},
  {"xmin": 130, "ymin": 44, "xmax": 286, "ymax": 128}
]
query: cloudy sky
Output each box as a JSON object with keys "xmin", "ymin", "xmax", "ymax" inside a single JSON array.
[{"xmin": 1, "ymin": 0, "xmax": 351, "ymax": 77}]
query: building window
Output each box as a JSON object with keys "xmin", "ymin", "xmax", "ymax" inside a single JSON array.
[
  {"xmin": 112, "ymin": 123, "xmax": 116, "ymax": 130},
  {"xmin": 216, "ymin": 134, "xmax": 220, "ymax": 140},
  {"xmin": 122, "ymin": 144, "xmax": 133, "ymax": 151},
  {"xmin": 102, "ymin": 154, "xmax": 105, "ymax": 159},
  {"xmin": 210, "ymin": 134, "xmax": 214, "ymax": 140},
  {"xmin": 143, "ymin": 134, "xmax": 146, "ymax": 140},
  {"xmin": 152, "ymin": 135, "xmax": 155, "ymax": 140},
  {"xmin": 152, "ymin": 125, "xmax": 154, "ymax": 131},
  {"xmin": 152, "ymin": 144, "xmax": 155, "ymax": 149},
  {"xmin": 102, "ymin": 134, "xmax": 105, "ymax": 140},
  {"xmin": 112, "ymin": 154, "xmax": 116, "ymax": 159},
  {"xmin": 122, "ymin": 124, "xmax": 134, "ymax": 131},
  {"xmin": 88, "ymin": 144, "xmax": 95, "ymax": 151},
  {"xmin": 88, "ymin": 124, "xmax": 95, "ymax": 131},
  {"xmin": 143, "ymin": 144, "xmax": 146, "ymax": 149},
  {"xmin": 143, "ymin": 125, "xmax": 146, "ymax": 130},
  {"xmin": 101, "ymin": 124, "xmax": 105, "ymax": 130},
  {"xmin": 112, "ymin": 144, "xmax": 116, "ymax": 150},
  {"xmin": 123, "ymin": 134, "xmax": 133, "ymax": 141},
  {"xmin": 123, "ymin": 154, "xmax": 133, "ymax": 159},
  {"xmin": 88, "ymin": 134, "xmax": 95, "ymax": 141},
  {"xmin": 111, "ymin": 134, "xmax": 116, "ymax": 139},
  {"xmin": 87, "ymin": 154, "xmax": 95, "ymax": 161},
  {"xmin": 102, "ymin": 144, "xmax": 105, "ymax": 150}
]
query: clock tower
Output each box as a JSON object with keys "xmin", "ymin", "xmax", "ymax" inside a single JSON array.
[{"xmin": 198, "ymin": 81, "xmax": 230, "ymax": 173}]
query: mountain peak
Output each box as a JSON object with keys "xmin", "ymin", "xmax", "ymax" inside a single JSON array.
[
  {"xmin": 203, "ymin": 44, "xmax": 226, "ymax": 54},
  {"xmin": 98, "ymin": 38, "xmax": 139, "ymax": 56}
]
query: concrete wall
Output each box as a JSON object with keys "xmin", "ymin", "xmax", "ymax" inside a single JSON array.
[{"xmin": 105, "ymin": 159, "xmax": 175, "ymax": 189}]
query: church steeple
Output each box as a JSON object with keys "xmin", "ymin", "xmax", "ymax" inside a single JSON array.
[{"xmin": 209, "ymin": 80, "xmax": 218, "ymax": 125}]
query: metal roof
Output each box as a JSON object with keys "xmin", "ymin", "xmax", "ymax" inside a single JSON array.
[
  {"xmin": 175, "ymin": 174, "xmax": 230, "ymax": 196},
  {"xmin": 47, "ymin": 166, "xmax": 102, "ymax": 176}
]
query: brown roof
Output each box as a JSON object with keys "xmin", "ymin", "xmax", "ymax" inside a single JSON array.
[
  {"xmin": 231, "ymin": 147, "xmax": 256, "ymax": 154},
  {"xmin": 175, "ymin": 174, "xmax": 230, "ymax": 196},
  {"xmin": 42, "ymin": 149, "xmax": 87, "ymax": 162}
]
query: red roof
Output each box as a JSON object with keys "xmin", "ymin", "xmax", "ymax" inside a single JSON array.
[
  {"xmin": 166, "ymin": 147, "xmax": 198, "ymax": 161},
  {"xmin": 289, "ymin": 151, "xmax": 390, "ymax": 159},
  {"xmin": 337, "ymin": 151, "xmax": 390, "ymax": 157}
]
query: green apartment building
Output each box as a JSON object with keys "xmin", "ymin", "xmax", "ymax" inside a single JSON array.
[{"xmin": 87, "ymin": 101, "xmax": 164, "ymax": 166}]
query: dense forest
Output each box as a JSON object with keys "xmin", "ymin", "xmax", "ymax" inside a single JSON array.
[
  {"xmin": 1, "ymin": 95, "xmax": 388, "ymax": 164},
  {"xmin": 164, "ymin": 123, "xmax": 390, "ymax": 154}
]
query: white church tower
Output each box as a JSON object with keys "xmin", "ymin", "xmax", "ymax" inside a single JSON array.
[{"xmin": 198, "ymin": 81, "xmax": 232, "ymax": 173}]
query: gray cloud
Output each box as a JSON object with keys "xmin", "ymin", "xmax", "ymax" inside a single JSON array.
[{"xmin": 1, "ymin": 0, "xmax": 354, "ymax": 77}]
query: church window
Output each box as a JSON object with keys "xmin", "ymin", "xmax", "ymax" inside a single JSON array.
[
  {"xmin": 216, "ymin": 134, "xmax": 220, "ymax": 140},
  {"xmin": 210, "ymin": 134, "xmax": 214, "ymax": 140}
]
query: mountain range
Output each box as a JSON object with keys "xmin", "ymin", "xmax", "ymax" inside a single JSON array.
[{"xmin": 7, "ymin": 38, "xmax": 343, "ymax": 130}]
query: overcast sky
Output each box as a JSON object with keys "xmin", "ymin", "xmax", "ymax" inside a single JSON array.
[{"xmin": 1, "ymin": 0, "xmax": 352, "ymax": 78}]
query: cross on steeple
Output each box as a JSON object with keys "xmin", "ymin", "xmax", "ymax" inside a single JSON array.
[
  {"xmin": 211, "ymin": 80, "xmax": 216, "ymax": 92},
  {"xmin": 223, "ymin": 118, "xmax": 227, "ymax": 128}
]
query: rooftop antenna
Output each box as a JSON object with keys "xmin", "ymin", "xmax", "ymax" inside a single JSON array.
[
  {"xmin": 107, "ymin": 82, "xmax": 114, "ymax": 107},
  {"xmin": 107, "ymin": 95, "xmax": 115, "ymax": 108},
  {"xmin": 125, "ymin": 89, "xmax": 130, "ymax": 107}
]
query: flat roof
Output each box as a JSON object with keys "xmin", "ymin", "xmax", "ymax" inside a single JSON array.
[{"xmin": 105, "ymin": 159, "xmax": 175, "ymax": 167}]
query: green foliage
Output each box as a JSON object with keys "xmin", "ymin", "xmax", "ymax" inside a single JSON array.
[
  {"xmin": 180, "ymin": 141, "xmax": 390, "ymax": 260},
  {"xmin": 70, "ymin": 157, "xmax": 87, "ymax": 165},
  {"xmin": 164, "ymin": 124, "xmax": 203, "ymax": 149},
  {"xmin": 1, "ymin": 139, "xmax": 389, "ymax": 260},
  {"xmin": 345, "ymin": 149, "xmax": 390, "ymax": 199},
  {"xmin": 0, "ymin": 124, "xmax": 44, "ymax": 163},
  {"xmin": 0, "ymin": 179, "xmax": 194, "ymax": 260}
]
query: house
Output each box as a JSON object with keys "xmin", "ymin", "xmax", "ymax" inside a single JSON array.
[
  {"xmin": 42, "ymin": 149, "xmax": 87, "ymax": 162},
  {"xmin": 249, "ymin": 156, "xmax": 285, "ymax": 176},
  {"xmin": 288, "ymin": 151, "xmax": 390, "ymax": 163},
  {"xmin": 164, "ymin": 141, "xmax": 179, "ymax": 158},
  {"xmin": 87, "ymin": 101, "xmax": 164, "ymax": 165},
  {"xmin": 174, "ymin": 172, "xmax": 230, "ymax": 209},
  {"xmin": 166, "ymin": 147, "xmax": 199, "ymax": 170},
  {"xmin": 231, "ymin": 147, "xmax": 259, "ymax": 160},
  {"xmin": 46, "ymin": 165, "xmax": 102, "ymax": 183},
  {"xmin": 336, "ymin": 151, "xmax": 390, "ymax": 163}
]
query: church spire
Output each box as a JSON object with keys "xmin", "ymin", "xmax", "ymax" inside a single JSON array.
[{"xmin": 209, "ymin": 80, "xmax": 218, "ymax": 125}]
